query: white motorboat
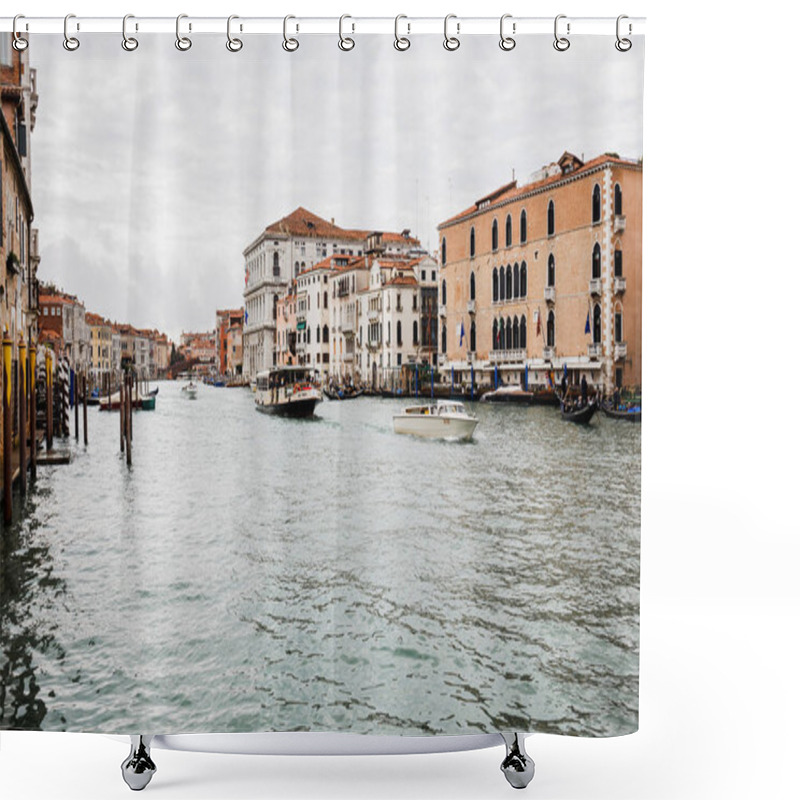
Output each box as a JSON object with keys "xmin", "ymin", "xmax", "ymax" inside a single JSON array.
[
  {"xmin": 254, "ymin": 367, "xmax": 322, "ymax": 417},
  {"xmin": 392, "ymin": 400, "xmax": 478, "ymax": 440},
  {"xmin": 182, "ymin": 381, "xmax": 198, "ymax": 399}
]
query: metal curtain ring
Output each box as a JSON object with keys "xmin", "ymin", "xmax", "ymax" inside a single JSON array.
[
  {"xmin": 176, "ymin": 14, "xmax": 192, "ymax": 51},
  {"xmin": 499, "ymin": 14, "xmax": 515, "ymax": 51},
  {"xmin": 122, "ymin": 14, "xmax": 138, "ymax": 51},
  {"xmin": 615, "ymin": 15, "xmax": 632, "ymax": 51},
  {"xmin": 12, "ymin": 15, "xmax": 29, "ymax": 52},
  {"xmin": 63, "ymin": 13, "xmax": 80, "ymax": 51},
  {"xmin": 443, "ymin": 14, "xmax": 460, "ymax": 51},
  {"xmin": 338, "ymin": 15, "xmax": 355, "ymax": 51},
  {"xmin": 227, "ymin": 15, "xmax": 243, "ymax": 52},
  {"xmin": 394, "ymin": 15, "xmax": 410, "ymax": 51},
  {"xmin": 553, "ymin": 14, "xmax": 570, "ymax": 51},
  {"xmin": 283, "ymin": 15, "xmax": 299, "ymax": 52}
]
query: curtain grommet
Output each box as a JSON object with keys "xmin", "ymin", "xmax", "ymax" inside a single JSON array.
[{"xmin": 443, "ymin": 14, "xmax": 460, "ymax": 51}]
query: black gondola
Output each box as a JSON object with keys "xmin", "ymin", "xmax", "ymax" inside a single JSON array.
[
  {"xmin": 561, "ymin": 399, "xmax": 598, "ymax": 424},
  {"xmin": 323, "ymin": 387, "xmax": 364, "ymax": 401},
  {"xmin": 601, "ymin": 403, "xmax": 641, "ymax": 422}
]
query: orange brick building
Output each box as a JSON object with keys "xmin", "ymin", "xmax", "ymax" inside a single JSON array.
[{"xmin": 437, "ymin": 152, "xmax": 642, "ymax": 394}]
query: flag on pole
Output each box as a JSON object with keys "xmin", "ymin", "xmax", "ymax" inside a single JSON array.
[
  {"xmin": 245, "ymin": 268, "xmax": 250, "ymax": 287},
  {"xmin": 458, "ymin": 320, "xmax": 465, "ymax": 348},
  {"xmin": 535, "ymin": 308, "xmax": 541, "ymax": 338},
  {"xmin": 584, "ymin": 308, "xmax": 590, "ymax": 334}
]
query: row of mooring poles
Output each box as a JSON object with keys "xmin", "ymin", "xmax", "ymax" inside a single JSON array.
[
  {"xmin": 119, "ymin": 371, "xmax": 133, "ymax": 466},
  {"xmin": 3, "ymin": 334, "xmax": 12, "ymax": 524},
  {"xmin": 73, "ymin": 368, "xmax": 89, "ymax": 446}
]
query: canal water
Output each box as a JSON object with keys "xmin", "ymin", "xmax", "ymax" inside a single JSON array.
[{"xmin": 1, "ymin": 383, "xmax": 640, "ymax": 737}]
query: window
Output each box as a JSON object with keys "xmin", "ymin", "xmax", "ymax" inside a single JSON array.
[
  {"xmin": 512, "ymin": 316, "xmax": 519, "ymax": 349},
  {"xmin": 499, "ymin": 266, "xmax": 506, "ymax": 301},
  {"xmin": 520, "ymin": 210, "xmax": 527, "ymax": 244},
  {"xmin": 546, "ymin": 310, "xmax": 555, "ymax": 347},
  {"xmin": 273, "ymin": 252, "xmax": 280, "ymax": 276},
  {"xmin": 492, "ymin": 268, "xmax": 499, "ymax": 302},
  {"xmin": 547, "ymin": 200, "xmax": 555, "ymax": 236},
  {"xmin": 491, "ymin": 219, "xmax": 498, "ymax": 251},
  {"xmin": 520, "ymin": 261, "xmax": 527, "ymax": 297},
  {"xmin": 513, "ymin": 263, "xmax": 519, "ymax": 299},
  {"xmin": 422, "ymin": 270, "xmax": 426, "ymax": 281},
  {"xmin": 324, "ymin": 292, "xmax": 328, "ymax": 309},
  {"xmin": 498, "ymin": 319, "xmax": 505, "ymax": 350},
  {"xmin": 387, "ymin": 322, "xmax": 391, "ymax": 344},
  {"xmin": 520, "ymin": 315, "xmax": 527, "ymax": 349},
  {"xmin": 469, "ymin": 320, "xmax": 476, "ymax": 352},
  {"xmin": 442, "ymin": 280, "xmax": 447, "ymax": 306},
  {"xmin": 413, "ymin": 320, "xmax": 419, "ymax": 345},
  {"xmin": 441, "ymin": 324, "xmax": 447, "ymax": 353},
  {"xmin": 469, "ymin": 272, "xmax": 476, "ymax": 301},
  {"xmin": 272, "ymin": 294, "xmax": 278, "ymax": 321},
  {"xmin": 615, "ymin": 183, "xmax": 623, "ymax": 215},
  {"xmin": 592, "ymin": 243, "xmax": 602, "ymax": 279},
  {"xmin": 505, "ymin": 214, "xmax": 512, "ymax": 247},
  {"xmin": 615, "ymin": 310, "xmax": 623, "ymax": 343},
  {"xmin": 592, "ymin": 184, "xmax": 601, "ymax": 224},
  {"xmin": 316, "ymin": 325, "xmax": 320, "ymax": 343},
  {"xmin": 593, "ymin": 304, "xmax": 602, "ymax": 344},
  {"xmin": 470, "ymin": 227, "xmax": 476, "ymax": 258},
  {"xmin": 505, "ymin": 318, "xmax": 512, "ymax": 351},
  {"xmin": 547, "ymin": 254, "xmax": 555, "ymax": 287},
  {"xmin": 397, "ymin": 354, "xmax": 402, "ymax": 366},
  {"xmin": 441, "ymin": 237, "xmax": 447, "ymax": 265},
  {"xmin": 397, "ymin": 321, "xmax": 402, "ymax": 345},
  {"xmin": 505, "ymin": 265, "xmax": 512, "ymax": 300},
  {"xmin": 432, "ymin": 271, "xmax": 436, "ymax": 282},
  {"xmin": 615, "ymin": 249, "xmax": 623, "ymax": 277},
  {"xmin": 492, "ymin": 319, "xmax": 499, "ymax": 350}
]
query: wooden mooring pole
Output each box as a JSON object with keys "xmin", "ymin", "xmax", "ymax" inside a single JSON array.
[
  {"xmin": 29, "ymin": 342, "xmax": 36, "ymax": 481},
  {"xmin": 74, "ymin": 368, "xmax": 79, "ymax": 441},
  {"xmin": 18, "ymin": 337, "xmax": 27, "ymax": 496},
  {"xmin": 82, "ymin": 371, "xmax": 88, "ymax": 446},
  {"xmin": 119, "ymin": 371, "xmax": 125, "ymax": 453},
  {"xmin": 46, "ymin": 350, "xmax": 53, "ymax": 451},
  {"xmin": 125, "ymin": 374, "xmax": 132, "ymax": 466},
  {"xmin": 3, "ymin": 332, "xmax": 13, "ymax": 524}
]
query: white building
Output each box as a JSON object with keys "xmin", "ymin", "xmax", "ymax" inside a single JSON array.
[{"xmin": 242, "ymin": 207, "xmax": 420, "ymax": 380}]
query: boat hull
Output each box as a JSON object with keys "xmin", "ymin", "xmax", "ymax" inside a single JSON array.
[
  {"xmin": 255, "ymin": 396, "xmax": 320, "ymax": 418},
  {"xmin": 392, "ymin": 415, "xmax": 478, "ymax": 440},
  {"xmin": 561, "ymin": 402, "xmax": 597, "ymax": 424},
  {"xmin": 601, "ymin": 405, "xmax": 641, "ymax": 422}
]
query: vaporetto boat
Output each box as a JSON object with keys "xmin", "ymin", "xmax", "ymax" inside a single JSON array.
[
  {"xmin": 392, "ymin": 400, "xmax": 478, "ymax": 440},
  {"xmin": 254, "ymin": 367, "xmax": 322, "ymax": 418}
]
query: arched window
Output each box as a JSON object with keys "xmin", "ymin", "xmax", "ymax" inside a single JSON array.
[
  {"xmin": 441, "ymin": 237, "xmax": 447, "ymax": 265},
  {"xmin": 505, "ymin": 265, "xmax": 512, "ymax": 300},
  {"xmin": 441, "ymin": 279, "xmax": 447, "ymax": 306},
  {"xmin": 492, "ymin": 268, "xmax": 499, "ymax": 302},
  {"xmin": 316, "ymin": 325, "xmax": 320, "ymax": 343},
  {"xmin": 547, "ymin": 200, "xmax": 555, "ymax": 236},
  {"xmin": 615, "ymin": 249, "xmax": 623, "ymax": 277},
  {"xmin": 273, "ymin": 252, "xmax": 280, "ymax": 276},
  {"xmin": 498, "ymin": 319, "xmax": 506, "ymax": 350},
  {"xmin": 593, "ymin": 303, "xmax": 602, "ymax": 344},
  {"xmin": 322, "ymin": 325, "xmax": 329, "ymax": 344},
  {"xmin": 513, "ymin": 263, "xmax": 520, "ymax": 298},
  {"xmin": 492, "ymin": 319, "xmax": 499, "ymax": 350},
  {"xmin": 470, "ymin": 320, "xmax": 476, "ymax": 352},
  {"xmin": 469, "ymin": 272, "xmax": 476, "ymax": 301},
  {"xmin": 592, "ymin": 243, "xmax": 602, "ymax": 279},
  {"xmin": 294, "ymin": 261, "xmax": 299, "ymax": 276},
  {"xmin": 547, "ymin": 254, "xmax": 555, "ymax": 287},
  {"xmin": 470, "ymin": 227, "xmax": 476, "ymax": 258},
  {"xmin": 520, "ymin": 315, "xmax": 527, "ymax": 349},
  {"xmin": 512, "ymin": 316, "xmax": 520, "ymax": 349},
  {"xmin": 614, "ymin": 184, "xmax": 623, "ymax": 215},
  {"xmin": 413, "ymin": 320, "xmax": 419, "ymax": 345},
  {"xmin": 592, "ymin": 184, "xmax": 601, "ymax": 224},
  {"xmin": 520, "ymin": 261, "xmax": 527, "ymax": 297},
  {"xmin": 441, "ymin": 324, "xmax": 447, "ymax": 353},
  {"xmin": 272, "ymin": 294, "xmax": 278, "ymax": 320},
  {"xmin": 324, "ymin": 291, "xmax": 328, "ymax": 309},
  {"xmin": 546, "ymin": 311, "xmax": 555, "ymax": 347},
  {"xmin": 499, "ymin": 266, "xmax": 506, "ymax": 301},
  {"xmin": 397, "ymin": 320, "xmax": 402, "ymax": 345},
  {"xmin": 614, "ymin": 307, "xmax": 623, "ymax": 343},
  {"xmin": 520, "ymin": 210, "xmax": 527, "ymax": 244},
  {"xmin": 505, "ymin": 318, "xmax": 513, "ymax": 351},
  {"xmin": 387, "ymin": 321, "xmax": 391, "ymax": 345},
  {"xmin": 491, "ymin": 219, "xmax": 498, "ymax": 251},
  {"xmin": 505, "ymin": 214, "xmax": 512, "ymax": 247}
]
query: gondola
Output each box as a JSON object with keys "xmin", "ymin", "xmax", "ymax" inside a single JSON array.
[
  {"xmin": 558, "ymin": 395, "xmax": 598, "ymax": 424},
  {"xmin": 147, "ymin": 386, "xmax": 159, "ymax": 397},
  {"xmin": 601, "ymin": 403, "xmax": 641, "ymax": 422},
  {"xmin": 323, "ymin": 387, "xmax": 364, "ymax": 401}
]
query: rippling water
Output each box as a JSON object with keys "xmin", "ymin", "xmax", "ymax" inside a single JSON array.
[{"xmin": 0, "ymin": 382, "xmax": 639, "ymax": 736}]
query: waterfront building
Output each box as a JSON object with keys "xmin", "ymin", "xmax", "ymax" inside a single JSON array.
[
  {"xmin": 437, "ymin": 151, "xmax": 642, "ymax": 394},
  {"xmin": 86, "ymin": 312, "xmax": 113, "ymax": 375},
  {"xmin": 215, "ymin": 308, "xmax": 244, "ymax": 376},
  {"xmin": 275, "ymin": 284, "xmax": 298, "ymax": 367},
  {"xmin": 226, "ymin": 323, "xmax": 242, "ymax": 376},
  {"xmin": 242, "ymin": 207, "xmax": 420, "ymax": 380},
  {"xmin": 38, "ymin": 289, "xmax": 89, "ymax": 370}
]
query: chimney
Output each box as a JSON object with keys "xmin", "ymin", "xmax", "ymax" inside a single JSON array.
[{"xmin": 331, "ymin": 218, "xmax": 335, "ymax": 225}]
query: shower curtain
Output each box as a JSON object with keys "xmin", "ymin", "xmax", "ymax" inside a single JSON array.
[{"xmin": 1, "ymin": 24, "xmax": 643, "ymax": 743}]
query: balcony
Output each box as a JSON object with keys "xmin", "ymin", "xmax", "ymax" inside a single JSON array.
[
  {"xmin": 467, "ymin": 300, "xmax": 476, "ymax": 314},
  {"xmin": 614, "ymin": 276, "xmax": 626, "ymax": 294},
  {"xmin": 614, "ymin": 341, "xmax": 628, "ymax": 360},
  {"xmin": 439, "ymin": 306, "xmax": 447, "ymax": 317},
  {"xmin": 342, "ymin": 317, "xmax": 355, "ymax": 333},
  {"xmin": 613, "ymin": 215, "xmax": 626, "ymax": 234},
  {"xmin": 589, "ymin": 278, "xmax": 602, "ymax": 296},
  {"xmin": 544, "ymin": 286, "xmax": 556, "ymax": 303},
  {"xmin": 489, "ymin": 348, "xmax": 526, "ymax": 364},
  {"xmin": 587, "ymin": 343, "xmax": 602, "ymax": 359},
  {"xmin": 542, "ymin": 346, "xmax": 555, "ymax": 361},
  {"xmin": 343, "ymin": 352, "xmax": 354, "ymax": 362},
  {"xmin": 368, "ymin": 307, "xmax": 379, "ymax": 321}
]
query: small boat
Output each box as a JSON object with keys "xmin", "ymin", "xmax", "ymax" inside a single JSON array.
[
  {"xmin": 561, "ymin": 399, "xmax": 598, "ymax": 424},
  {"xmin": 87, "ymin": 388, "xmax": 101, "ymax": 406},
  {"xmin": 147, "ymin": 387, "xmax": 159, "ymax": 397},
  {"xmin": 254, "ymin": 367, "xmax": 322, "ymax": 418},
  {"xmin": 393, "ymin": 400, "xmax": 478, "ymax": 440},
  {"xmin": 323, "ymin": 386, "xmax": 364, "ymax": 401},
  {"xmin": 182, "ymin": 381, "xmax": 198, "ymax": 399},
  {"xmin": 140, "ymin": 396, "xmax": 156, "ymax": 411},
  {"xmin": 480, "ymin": 385, "xmax": 535, "ymax": 405},
  {"xmin": 601, "ymin": 403, "xmax": 641, "ymax": 422}
]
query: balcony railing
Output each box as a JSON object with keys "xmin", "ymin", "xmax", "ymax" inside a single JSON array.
[
  {"xmin": 544, "ymin": 286, "xmax": 556, "ymax": 303},
  {"xmin": 614, "ymin": 341, "xmax": 628, "ymax": 360},
  {"xmin": 439, "ymin": 306, "xmax": 446, "ymax": 317},
  {"xmin": 613, "ymin": 215, "xmax": 627, "ymax": 234},
  {"xmin": 614, "ymin": 276, "xmax": 627, "ymax": 294},
  {"xmin": 467, "ymin": 300, "xmax": 476, "ymax": 314},
  {"xmin": 368, "ymin": 307, "xmax": 379, "ymax": 320},
  {"xmin": 489, "ymin": 348, "xmax": 526, "ymax": 364},
  {"xmin": 589, "ymin": 278, "xmax": 602, "ymax": 296},
  {"xmin": 343, "ymin": 352, "xmax": 354, "ymax": 362},
  {"xmin": 342, "ymin": 317, "xmax": 355, "ymax": 333},
  {"xmin": 587, "ymin": 343, "xmax": 602, "ymax": 358},
  {"xmin": 542, "ymin": 346, "xmax": 555, "ymax": 360}
]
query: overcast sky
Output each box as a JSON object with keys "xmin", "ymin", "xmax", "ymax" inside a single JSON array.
[{"xmin": 30, "ymin": 33, "xmax": 643, "ymax": 341}]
